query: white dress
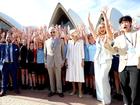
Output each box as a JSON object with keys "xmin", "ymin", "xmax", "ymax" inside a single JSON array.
[
  {"xmin": 94, "ymin": 37, "xmax": 112, "ymax": 104},
  {"xmin": 66, "ymin": 39, "xmax": 85, "ymax": 82}
]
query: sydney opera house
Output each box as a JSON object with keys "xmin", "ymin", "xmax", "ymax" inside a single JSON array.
[
  {"xmin": 0, "ymin": 2, "xmax": 139, "ymax": 31},
  {"xmin": 0, "ymin": 2, "xmax": 140, "ymax": 104}
]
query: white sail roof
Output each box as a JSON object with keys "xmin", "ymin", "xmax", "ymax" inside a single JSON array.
[
  {"xmin": 49, "ymin": 3, "xmax": 85, "ymax": 29},
  {"xmin": 0, "ymin": 12, "xmax": 23, "ymax": 30},
  {"xmin": 95, "ymin": 7, "xmax": 123, "ymax": 31}
]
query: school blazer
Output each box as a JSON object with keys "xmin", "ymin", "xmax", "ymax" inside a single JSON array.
[{"xmin": 0, "ymin": 43, "xmax": 19, "ymax": 64}]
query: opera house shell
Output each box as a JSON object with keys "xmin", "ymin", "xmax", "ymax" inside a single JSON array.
[
  {"xmin": 0, "ymin": 12, "xmax": 22, "ymax": 30},
  {"xmin": 49, "ymin": 3, "xmax": 84, "ymax": 29},
  {"xmin": 95, "ymin": 7, "xmax": 123, "ymax": 31}
]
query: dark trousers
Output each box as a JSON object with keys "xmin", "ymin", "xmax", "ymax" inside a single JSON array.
[
  {"xmin": 138, "ymin": 70, "xmax": 140, "ymax": 97},
  {"xmin": 136, "ymin": 70, "xmax": 140, "ymax": 104},
  {"xmin": 1, "ymin": 62, "xmax": 18, "ymax": 92},
  {"xmin": 119, "ymin": 66, "xmax": 139, "ymax": 105}
]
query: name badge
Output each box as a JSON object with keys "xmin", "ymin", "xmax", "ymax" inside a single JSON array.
[{"xmin": 128, "ymin": 47, "xmax": 136, "ymax": 54}]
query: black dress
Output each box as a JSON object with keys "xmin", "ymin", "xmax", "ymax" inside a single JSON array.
[
  {"xmin": 27, "ymin": 49, "xmax": 35, "ymax": 73},
  {"xmin": 20, "ymin": 45, "xmax": 27, "ymax": 69}
]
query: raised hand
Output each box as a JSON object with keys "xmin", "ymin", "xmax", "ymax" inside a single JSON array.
[
  {"xmin": 88, "ymin": 12, "xmax": 96, "ymax": 38},
  {"xmin": 88, "ymin": 12, "xmax": 91, "ymax": 23},
  {"xmin": 101, "ymin": 6, "xmax": 108, "ymax": 16},
  {"xmin": 101, "ymin": 6, "xmax": 113, "ymax": 40}
]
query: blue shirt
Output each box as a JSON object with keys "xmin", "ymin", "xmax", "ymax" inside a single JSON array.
[
  {"xmin": 84, "ymin": 43, "xmax": 96, "ymax": 62},
  {"xmin": 37, "ymin": 48, "xmax": 44, "ymax": 63}
]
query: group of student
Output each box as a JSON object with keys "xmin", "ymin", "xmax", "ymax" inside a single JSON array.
[{"xmin": 0, "ymin": 8, "xmax": 140, "ymax": 105}]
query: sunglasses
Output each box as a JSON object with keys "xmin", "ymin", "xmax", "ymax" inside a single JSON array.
[{"xmin": 51, "ymin": 31, "xmax": 55, "ymax": 34}]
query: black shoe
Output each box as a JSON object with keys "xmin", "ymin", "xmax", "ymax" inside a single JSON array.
[
  {"xmin": 38, "ymin": 85, "xmax": 43, "ymax": 90},
  {"xmin": 113, "ymin": 93, "xmax": 123, "ymax": 101},
  {"xmin": 25, "ymin": 85, "xmax": 29, "ymax": 89},
  {"xmin": 21, "ymin": 85, "xmax": 24, "ymax": 89},
  {"xmin": 28, "ymin": 86, "xmax": 32, "ymax": 90},
  {"xmin": 89, "ymin": 88, "xmax": 93, "ymax": 95},
  {"xmin": 8, "ymin": 86, "xmax": 13, "ymax": 91},
  {"xmin": 41, "ymin": 84, "xmax": 45, "ymax": 90},
  {"xmin": 33, "ymin": 86, "xmax": 37, "ymax": 90},
  {"xmin": 62, "ymin": 85, "xmax": 66, "ymax": 92},
  {"xmin": 92, "ymin": 90, "xmax": 96, "ymax": 98},
  {"xmin": 0, "ymin": 91, "xmax": 6, "ymax": 97},
  {"xmin": 83, "ymin": 87, "xmax": 88, "ymax": 94},
  {"xmin": 14, "ymin": 89, "xmax": 20, "ymax": 94},
  {"xmin": 58, "ymin": 93, "xmax": 64, "ymax": 97},
  {"xmin": 21, "ymin": 85, "xmax": 26, "ymax": 89},
  {"xmin": 48, "ymin": 92, "xmax": 55, "ymax": 97}
]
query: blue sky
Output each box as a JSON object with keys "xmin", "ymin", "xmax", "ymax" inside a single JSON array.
[{"xmin": 0, "ymin": 0, "xmax": 140, "ymax": 26}]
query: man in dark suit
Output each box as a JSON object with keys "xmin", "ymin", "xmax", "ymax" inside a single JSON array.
[{"xmin": 0, "ymin": 31, "xmax": 19, "ymax": 96}]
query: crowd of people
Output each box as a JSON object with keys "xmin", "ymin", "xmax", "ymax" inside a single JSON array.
[{"xmin": 0, "ymin": 8, "xmax": 140, "ymax": 105}]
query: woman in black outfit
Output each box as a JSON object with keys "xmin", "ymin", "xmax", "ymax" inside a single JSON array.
[
  {"xmin": 27, "ymin": 41, "xmax": 37, "ymax": 89},
  {"xmin": 20, "ymin": 40, "xmax": 28, "ymax": 89}
]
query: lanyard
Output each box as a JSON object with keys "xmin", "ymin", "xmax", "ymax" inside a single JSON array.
[{"xmin": 124, "ymin": 32, "xmax": 137, "ymax": 48}]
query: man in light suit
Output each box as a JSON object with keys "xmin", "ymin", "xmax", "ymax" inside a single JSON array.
[
  {"xmin": 106, "ymin": 16, "xmax": 140, "ymax": 105},
  {"xmin": 0, "ymin": 31, "xmax": 20, "ymax": 96},
  {"xmin": 44, "ymin": 27, "xmax": 65, "ymax": 97}
]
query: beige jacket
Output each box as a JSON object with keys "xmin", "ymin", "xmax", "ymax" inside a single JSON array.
[
  {"xmin": 104, "ymin": 30, "xmax": 140, "ymax": 72},
  {"xmin": 44, "ymin": 37, "xmax": 65, "ymax": 68}
]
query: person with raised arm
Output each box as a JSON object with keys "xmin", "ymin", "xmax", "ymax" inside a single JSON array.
[
  {"xmin": 88, "ymin": 8, "xmax": 114, "ymax": 105},
  {"xmin": 107, "ymin": 15, "xmax": 140, "ymax": 105},
  {"xmin": 83, "ymin": 32, "xmax": 96, "ymax": 97}
]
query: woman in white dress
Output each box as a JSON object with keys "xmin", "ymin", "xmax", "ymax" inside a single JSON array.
[
  {"xmin": 88, "ymin": 9, "xmax": 113, "ymax": 105},
  {"xmin": 66, "ymin": 30, "xmax": 85, "ymax": 98}
]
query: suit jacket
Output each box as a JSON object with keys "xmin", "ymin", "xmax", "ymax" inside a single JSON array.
[
  {"xmin": 44, "ymin": 37, "xmax": 65, "ymax": 68},
  {"xmin": 112, "ymin": 30, "xmax": 140, "ymax": 72},
  {"xmin": 0, "ymin": 43, "xmax": 19, "ymax": 64}
]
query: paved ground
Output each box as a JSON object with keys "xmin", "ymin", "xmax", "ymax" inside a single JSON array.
[{"xmin": 0, "ymin": 89, "xmax": 123, "ymax": 105}]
